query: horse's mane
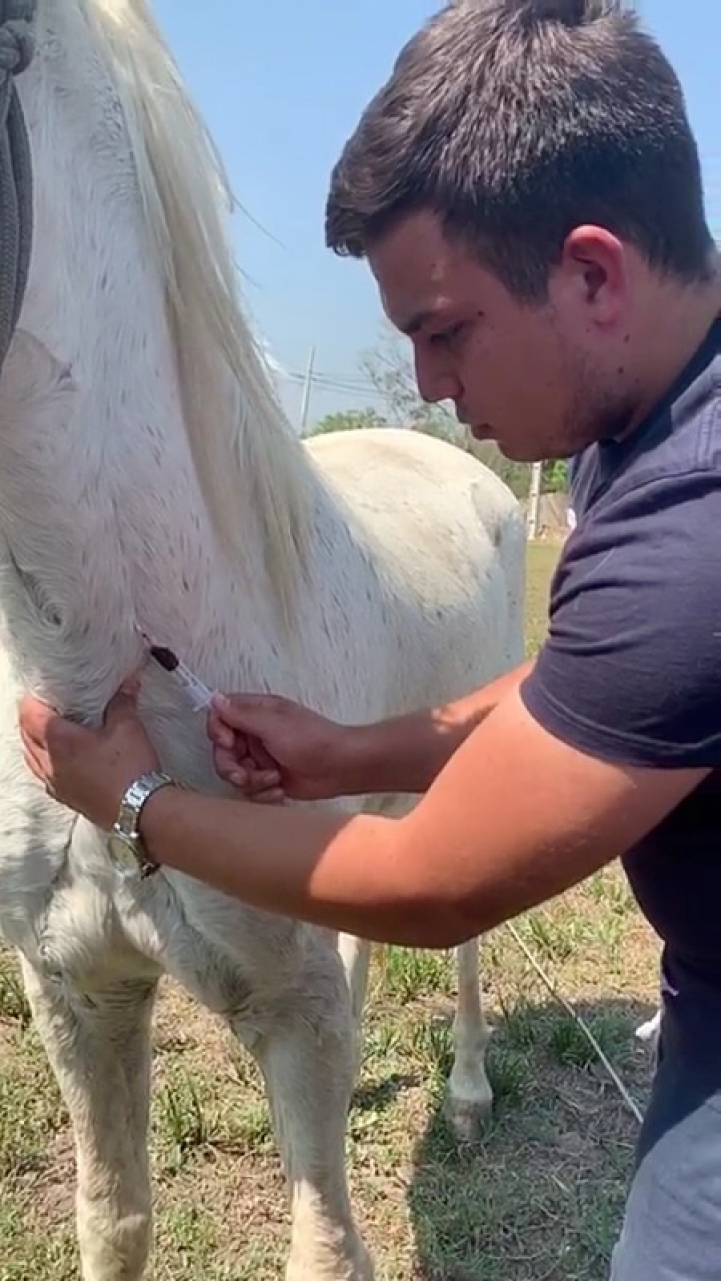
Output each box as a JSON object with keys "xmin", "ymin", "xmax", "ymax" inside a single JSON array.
[{"xmin": 81, "ymin": 0, "xmax": 314, "ymax": 621}]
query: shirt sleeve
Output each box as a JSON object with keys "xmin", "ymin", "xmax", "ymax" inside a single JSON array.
[{"xmin": 520, "ymin": 470, "xmax": 721, "ymax": 769}]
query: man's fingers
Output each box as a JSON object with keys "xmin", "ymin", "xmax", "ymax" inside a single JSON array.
[
  {"xmin": 21, "ymin": 741, "xmax": 44, "ymax": 780},
  {"xmin": 20, "ymin": 699, "xmax": 82, "ymax": 770},
  {"xmin": 251, "ymin": 787, "xmax": 286, "ymax": 806},
  {"xmin": 18, "ymin": 694, "xmax": 60, "ymax": 748},
  {"xmin": 210, "ymin": 693, "xmax": 281, "ymax": 734},
  {"xmin": 19, "ymin": 717, "xmax": 53, "ymax": 785},
  {"xmin": 103, "ymin": 681, "xmax": 140, "ymax": 729},
  {"xmin": 213, "ymin": 742, "xmax": 282, "ymax": 796},
  {"xmin": 230, "ymin": 773, "xmax": 286, "ymax": 805},
  {"xmin": 241, "ymin": 768, "xmax": 282, "ymax": 793},
  {"xmin": 213, "ymin": 744, "xmax": 241, "ymax": 782},
  {"xmin": 121, "ymin": 671, "xmax": 142, "ymax": 698},
  {"xmin": 208, "ymin": 709, "xmax": 280, "ymax": 774},
  {"xmin": 213, "ymin": 750, "xmax": 280, "ymax": 788},
  {"xmin": 207, "ymin": 708, "xmax": 234, "ymax": 750},
  {"xmin": 20, "ymin": 739, "xmax": 60, "ymax": 799},
  {"xmin": 224, "ymin": 762, "xmax": 282, "ymax": 793},
  {"xmin": 246, "ymin": 739, "xmax": 280, "ymax": 771}
]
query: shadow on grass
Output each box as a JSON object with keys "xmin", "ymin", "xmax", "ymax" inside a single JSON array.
[{"xmin": 407, "ymin": 995, "xmax": 657, "ymax": 1281}]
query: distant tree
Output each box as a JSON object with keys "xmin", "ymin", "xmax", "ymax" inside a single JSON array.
[
  {"xmin": 542, "ymin": 458, "xmax": 570, "ymax": 493},
  {"xmin": 309, "ymin": 408, "xmax": 389, "ymax": 436},
  {"xmin": 360, "ymin": 324, "xmax": 463, "ymax": 442},
  {"xmin": 465, "ymin": 441, "xmax": 530, "ymax": 500}
]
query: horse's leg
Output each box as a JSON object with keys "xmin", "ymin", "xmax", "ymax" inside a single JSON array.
[
  {"xmin": 19, "ymin": 955, "xmax": 156, "ymax": 1281},
  {"xmin": 337, "ymin": 933, "xmax": 372, "ymax": 1076},
  {"xmin": 446, "ymin": 938, "xmax": 493, "ymax": 1139},
  {"xmin": 239, "ymin": 944, "xmax": 373, "ymax": 1281},
  {"xmin": 337, "ymin": 934, "xmax": 371, "ymax": 1025},
  {"xmin": 636, "ymin": 1007, "xmax": 662, "ymax": 1051}
]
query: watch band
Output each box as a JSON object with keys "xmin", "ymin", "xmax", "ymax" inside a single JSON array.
[{"xmin": 113, "ymin": 770, "xmax": 177, "ymax": 876}]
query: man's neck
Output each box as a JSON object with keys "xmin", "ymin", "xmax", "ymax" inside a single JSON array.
[{"xmin": 626, "ymin": 277, "xmax": 721, "ymax": 435}]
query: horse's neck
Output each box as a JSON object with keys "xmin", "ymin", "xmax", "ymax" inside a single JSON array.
[{"xmin": 2, "ymin": 18, "xmax": 281, "ymax": 714}]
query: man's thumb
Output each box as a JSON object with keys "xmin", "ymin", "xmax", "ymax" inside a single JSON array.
[{"xmin": 105, "ymin": 673, "xmax": 141, "ymax": 724}]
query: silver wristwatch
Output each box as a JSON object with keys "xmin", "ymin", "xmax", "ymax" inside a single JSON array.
[{"xmin": 107, "ymin": 771, "xmax": 177, "ymax": 879}]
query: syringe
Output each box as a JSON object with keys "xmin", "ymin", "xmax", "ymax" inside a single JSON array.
[{"xmin": 140, "ymin": 633, "xmax": 217, "ymax": 713}]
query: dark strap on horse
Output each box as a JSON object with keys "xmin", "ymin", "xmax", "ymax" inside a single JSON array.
[{"xmin": 0, "ymin": 0, "xmax": 35, "ymax": 371}]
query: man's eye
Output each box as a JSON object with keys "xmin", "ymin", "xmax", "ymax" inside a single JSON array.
[{"xmin": 430, "ymin": 323, "xmax": 465, "ymax": 347}]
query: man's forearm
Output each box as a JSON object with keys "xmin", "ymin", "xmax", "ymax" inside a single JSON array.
[
  {"xmin": 139, "ymin": 784, "xmax": 471, "ymax": 949},
  {"xmin": 341, "ymin": 658, "xmax": 534, "ymax": 796}
]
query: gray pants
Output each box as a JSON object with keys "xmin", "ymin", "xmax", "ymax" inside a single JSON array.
[{"xmin": 611, "ymin": 959, "xmax": 721, "ymax": 1280}]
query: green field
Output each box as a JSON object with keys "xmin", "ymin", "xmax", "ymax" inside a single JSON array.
[{"xmin": 0, "ymin": 542, "xmax": 660, "ymax": 1280}]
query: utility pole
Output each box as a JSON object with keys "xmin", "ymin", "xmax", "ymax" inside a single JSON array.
[
  {"xmin": 527, "ymin": 461, "xmax": 543, "ymax": 540},
  {"xmin": 299, "ymin": 344, "xmax": 316, "ymax": 434}
]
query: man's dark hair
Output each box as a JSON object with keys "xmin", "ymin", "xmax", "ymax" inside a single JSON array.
[{"xmin": 325, "ymin": 0, "xmax": 715, "ymax": 300}]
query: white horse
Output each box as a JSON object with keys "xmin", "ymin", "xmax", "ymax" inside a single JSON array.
[{"xmin": 0, "ymin": 2, "xmax": 526, "ymax": 1278}]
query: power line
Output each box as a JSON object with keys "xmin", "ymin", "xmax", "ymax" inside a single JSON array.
[
  {"xmin": 285, "ymin": 370, "xmax": 383, "ymax": 394},
  {"xmin": 281, "ymin": 347, "xmax": 392, "ymax": 427}
]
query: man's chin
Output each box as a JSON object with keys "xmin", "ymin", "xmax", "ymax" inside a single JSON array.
[
  {"xmin": 470, "ymin": 423, "xmax": 568, "ymax": 463},
  {"xmin": 497, "ymin": 442, "xmax": 544, "ymax": 462},
  {"xmin": 471, "ymin": 426, "xmax": 533, "ymax": 461},
  {"xmin": 469, "ymin": 423, "xmax": 493, "ymax": 443}
]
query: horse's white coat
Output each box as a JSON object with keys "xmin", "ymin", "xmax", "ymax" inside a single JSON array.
[{"xmin": 0, "ymin": 3, "xmax": 526, "ymax": 1277}]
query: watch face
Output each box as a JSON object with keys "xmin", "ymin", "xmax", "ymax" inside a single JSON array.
[
  {"xmin": 107, "ymin": 831, "xmax": 142, "ymax": 877},
  {"xmin": 108, "ymin": 772, "xmax": 172, "ymax": 881}
]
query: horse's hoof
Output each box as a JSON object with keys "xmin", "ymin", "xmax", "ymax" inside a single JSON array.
[
  {"xmin": 444, "ymin": 1081, "xmax": 494, "ymax": 1141},
  {"xmin": 635, "ymin": 1011, "xmax": 661, "ymax": 1046}
]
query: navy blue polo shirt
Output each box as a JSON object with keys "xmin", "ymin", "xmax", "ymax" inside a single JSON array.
[{"xmin": 521, "ymin": 317, "xmax": 721, "ymax": 979}]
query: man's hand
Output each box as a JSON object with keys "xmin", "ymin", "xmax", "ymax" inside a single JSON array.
[
  {"xmin": 207, "ymin": 694, "xmax": 353, "ymax": 802},
  {"xmin": 19, "ymin": 679, "xmax": 161, "ymax": 828},
  {"xmin": 206, "ymin": 664, "xmax": 535, "ymax": 804}
]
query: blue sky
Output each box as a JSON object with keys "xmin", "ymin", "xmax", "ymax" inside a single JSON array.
[{"xmin": 154, "ymin": 0, "xmax": 720, "ymax": 427}]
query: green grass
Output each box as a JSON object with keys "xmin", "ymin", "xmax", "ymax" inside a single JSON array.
[
  {"xmin": 524, "ymin": 540, "xmax": 559, "ymax": 656},
  {"xmin": 0, "ymin": 541, "xmax": 661, "ymax": 1279}
]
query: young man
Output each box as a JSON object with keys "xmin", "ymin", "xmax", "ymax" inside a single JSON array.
[{"xmin": 19, "ymin": 2, "xmax": 721, "ymax": 1276}]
